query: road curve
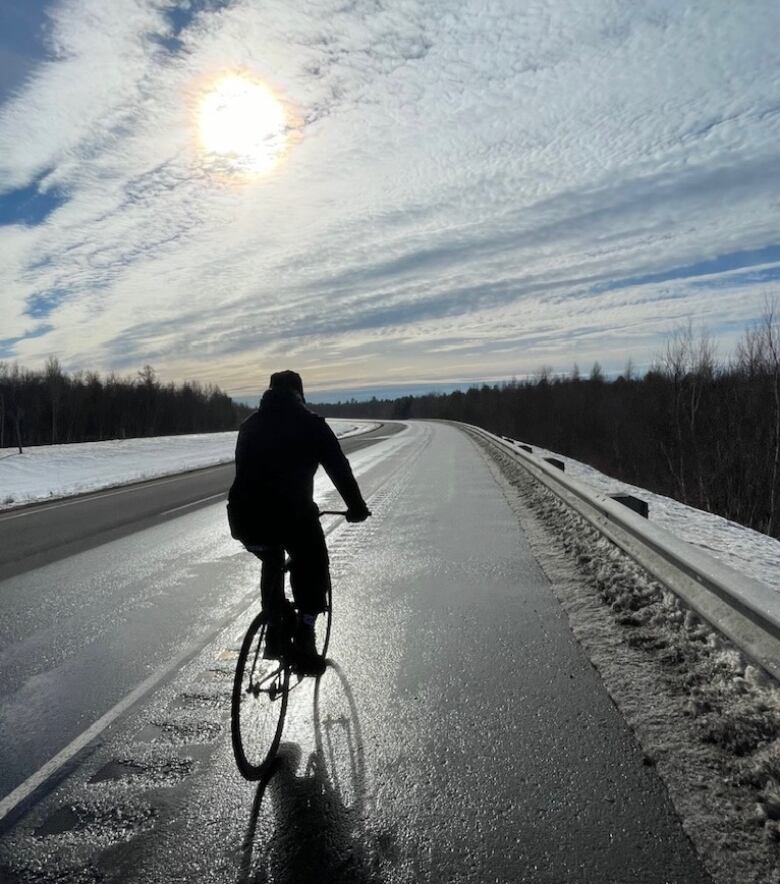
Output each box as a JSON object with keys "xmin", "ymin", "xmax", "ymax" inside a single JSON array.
[
  {"xmin": 0, "ymin": 422, "xmax": 400, "ymax": 580},
  {"xmin": 0, "ymin": 422, "xmax": 709, "ymax": 883}
]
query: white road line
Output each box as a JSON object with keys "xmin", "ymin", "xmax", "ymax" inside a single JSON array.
[
  {"xmin": 160, "ymin": 492, "xmax": 226, "ymax": 517},
  {"xmin": 0, "ymin": 428, "xmax": 389, "ymax": 523},
  {"xmin": 0, "ymin": 464, "xmax": 232, "ymax": 522},
  {"xmin": 0, "ymin": 429, "xmax": 404, "ymax": 825},
  {"xmin": 0, "ymin": 512, "xmax": 356, "ymax": 826},
  {"xmin": 0, "ymin": 635, "xmax": 205, "ymax": 825}
]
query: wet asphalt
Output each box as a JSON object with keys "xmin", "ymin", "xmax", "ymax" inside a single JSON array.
[
  {"xmin": 0, "ymin": 424, "xmax": 402, "ymax": 801},
  {"xmin": 0, "ymin": 423, "xmax": 397, "ymax": 581},
  {"xmin": 0, "ymin": 422, "xmax": 710, "ymax": 882}
]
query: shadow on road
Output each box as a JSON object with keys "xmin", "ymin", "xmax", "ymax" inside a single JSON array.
[{"xmin": 237, "ymin": 661, "xmax": 387, "ymax": 884}]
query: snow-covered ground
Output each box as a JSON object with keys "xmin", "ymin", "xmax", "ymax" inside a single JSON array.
[
  {"xmin": 506, "ymin": 439, "xmax": 780, "ymax": 593},
  {"xmin": 0, "ymin": 420, "xmax": 378, "ymax": 511}
]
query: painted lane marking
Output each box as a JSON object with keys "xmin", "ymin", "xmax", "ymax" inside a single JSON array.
[
  {"xmin": 0, "ymin": 426, "xmax": 413, "ymax": 826},
  {"xmin": 0, "ymin": 507, "xmax": 360, "ymax": 827},
  {"xmin": 0, "ymin": 633, "xmax": 210, "ymax": 826},
  {"xmin": 0, "ymin": 426, "xmax": 390, "ymax": 524},
  {"xmin": 160, "ymin": 492, "xmax": 226, "ymax": 517}
]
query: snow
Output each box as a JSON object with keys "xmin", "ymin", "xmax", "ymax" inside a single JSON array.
[
  {"xmin": 0, "ymin": 420, "xmax": 378, "ymax": 511},
  {"xmin": 503, "ymin": 438, "xmax": 780, "ymax": 593}
]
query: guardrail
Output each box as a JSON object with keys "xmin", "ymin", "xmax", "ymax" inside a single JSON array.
[{"xmin": 464, "ymin": 424, "xmax": 780, "ymax": 683}]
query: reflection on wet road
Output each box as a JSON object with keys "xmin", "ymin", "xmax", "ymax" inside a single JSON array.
[
  {"xmin": 0, "ymin": 424, "xmax": 405, "ymax": 801},
  {"xmin": 240, "ymin": 662, "xmax": 374, "ymax": 884}
]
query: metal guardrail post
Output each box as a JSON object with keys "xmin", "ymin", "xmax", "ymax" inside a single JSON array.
[{"xmin": 610, "ymin": 494, "xmax": 649, "ymax": 518}]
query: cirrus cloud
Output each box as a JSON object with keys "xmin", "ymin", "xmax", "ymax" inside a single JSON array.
[{"xmin": 0, "ymin": 0, "xmax": 778, "ymax": 396}]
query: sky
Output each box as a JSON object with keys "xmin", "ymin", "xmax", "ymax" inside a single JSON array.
[{"xmin": 0, "ymin": 0, "xmax": 779, "ymax": 400}]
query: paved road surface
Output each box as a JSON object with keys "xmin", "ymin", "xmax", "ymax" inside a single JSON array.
[
  {"xmin": 0, "ymin": 422, "xmax": 709, "ymax": 882},
  {"xmin": 0, "ymin": 422, "xmax": 398, "ymax": 580},
  {"xmin": 0, "ymin": 423, "xmax": 402, "ymax": 800}
]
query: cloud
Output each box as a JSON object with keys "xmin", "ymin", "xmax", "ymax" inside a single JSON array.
[{"xmin": 0, "ymin": 0, "xmax": 779, "ymax": 395}]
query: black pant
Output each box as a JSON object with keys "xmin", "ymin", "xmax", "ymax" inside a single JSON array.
[{"xmin": 247, "ymin": 514, "xmax": 330, "ymax": 615}]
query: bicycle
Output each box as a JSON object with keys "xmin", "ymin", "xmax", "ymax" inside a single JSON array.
[{"xmin": 231, "ymin": 509, "xmax": 349, "ymax": 781}]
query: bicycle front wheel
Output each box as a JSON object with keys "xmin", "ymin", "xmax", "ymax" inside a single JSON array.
[{"xmin": 231, "ymin": 612, "xmax": 289, "ymax": 780}]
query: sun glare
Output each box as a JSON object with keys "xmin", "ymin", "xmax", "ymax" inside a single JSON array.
[{"xmin": 198, "ymin": 74, "xmax": 288, "ymax": 175}]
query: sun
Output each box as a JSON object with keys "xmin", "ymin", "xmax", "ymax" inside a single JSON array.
[{"xmin": 198, "ymin": 74, "xmax": 288, "ymax": 175}]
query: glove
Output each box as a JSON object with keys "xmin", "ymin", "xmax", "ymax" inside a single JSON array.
[{"xmin": 346, "ymin": 504, "xmax": 371, "ymax": 523}]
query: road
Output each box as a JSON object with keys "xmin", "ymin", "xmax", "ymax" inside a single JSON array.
[
  {"xmin": 0, "ymin": 422, "xmax": 402, "ymax": 802},
  {"xmin": 0, "ymin": 422, "xmax": 398, "ymax": 580},
  {"xmin": 0, "ymin": 422, "xmax": 709, "ymax": 882}
]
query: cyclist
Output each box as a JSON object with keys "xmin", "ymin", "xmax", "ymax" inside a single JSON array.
[{"xmin": 227, "ymin": 370, "xmax": 370, "ymax": 674}]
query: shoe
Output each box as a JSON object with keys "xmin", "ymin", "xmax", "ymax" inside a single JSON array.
[{"xmin": 291, "ymin": 621, "xmax": 326, "ymax": 676}]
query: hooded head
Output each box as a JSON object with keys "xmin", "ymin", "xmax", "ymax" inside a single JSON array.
[{"xmin": 268, "ymin": 369, "xmax": 305, "ymax": 402}]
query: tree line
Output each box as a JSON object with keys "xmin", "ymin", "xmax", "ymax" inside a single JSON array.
[
  {"xmin": 0, "ymin": 360, "xmax": 252, "ymax": 450},
  {"xmin": 315, "ymin": 310, "xmax": 780, "ymax": 541}
]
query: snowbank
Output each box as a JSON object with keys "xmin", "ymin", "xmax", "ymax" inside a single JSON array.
[
  {"xmin": 0, "ymin": 420, "xmax": 374, "ymax": 511},
  {"xmin": 514, "ymin": 440, "xmax": 780, "ymax": 593}
]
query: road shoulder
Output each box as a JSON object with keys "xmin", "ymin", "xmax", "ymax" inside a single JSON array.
[{"xmin": 471, "ymin": 427, "xmax": 780, "ymax": 884}]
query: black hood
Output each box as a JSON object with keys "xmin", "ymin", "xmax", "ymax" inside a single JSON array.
[{"xmin": 259, "ymin": 387, "xmax": 305, "ymax": 412}]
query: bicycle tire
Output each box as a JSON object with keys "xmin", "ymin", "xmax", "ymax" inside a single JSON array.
[
  {"xmin": 231, "ymin": 612, "xmax": 290, "ymax": 780},
  {"xmin": 315, "ymin": 576, "xmax": 333, "ymax": 659}
]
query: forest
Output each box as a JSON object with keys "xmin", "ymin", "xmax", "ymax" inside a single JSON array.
[
  {"xmin": 0, "ymin": 360, "xmax": 252, "ymax": 449},
  {"xmin": 316, "ymin": 312, "xmax": 780, "ymax": 541},
  {"xmin": 3, "ymin": 311, "xmax": 779, "ymax": 543}
]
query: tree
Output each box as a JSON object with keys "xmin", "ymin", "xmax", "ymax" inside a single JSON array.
[
  {"xmin": 45, "ymin": 356, "xmax": 64, "ymax": 444},
  {"xmin": 0, "ymin": 361, "xmax": 6, "ymax": 448},
  {"xmin": 6, "ymin": 363, "xmax": 25, "ymax": 453},
  {"xmin": 757, "ymin": 299, "xmax": 780, "ymax": 535}
]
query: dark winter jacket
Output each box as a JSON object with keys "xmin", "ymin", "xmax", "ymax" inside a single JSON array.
[{"xmin": 227, "ymin": 388, "xmax": 366, "ymax": 543}]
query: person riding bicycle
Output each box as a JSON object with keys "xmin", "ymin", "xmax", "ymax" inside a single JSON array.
[{"xmin": 227, "ymin": 370, "xmax": 370, "ymax": 674}]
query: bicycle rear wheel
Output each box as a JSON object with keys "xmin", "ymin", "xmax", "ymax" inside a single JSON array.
[
  {"xmin": 314, "ymin": 575, "xmax": 333, "ymax": 658},
  {"xmin": 231, "ymin": 612, "xmax": 289, "ymax": 780}
]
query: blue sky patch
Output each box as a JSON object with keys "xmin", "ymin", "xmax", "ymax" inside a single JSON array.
[
  {"xmin": 593, "ymin": 244, "xmax": 780, "ymax": 295},
  {"xmin": 25, "ymin": 289, "xmax": 69, "ymax": 319},
  {"xmin": 0, "ymin": 324, "xmax": 53, "ymax": 359},
  {"xmin": 0, "ymin": 173, "xmax": 67, "ymax": 226},
  {"xmin": 154, "ymin": 1, "xmax": 233, "ymax": 49},
  {"xmin": 0, "ymin": 1, "xmax": 52, "ymax": 105}
]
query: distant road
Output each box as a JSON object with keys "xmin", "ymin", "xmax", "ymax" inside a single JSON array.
[
  {"xmin": 0, "ymin": 421, "xmax": 708, "ymax": 882},
  {"xmin": 0, "ymin": 422, "xmax": 400, "ymax": 580}
]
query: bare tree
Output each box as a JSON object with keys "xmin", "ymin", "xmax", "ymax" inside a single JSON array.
[
  {"xmin": 535, "ymin": 365, "xmax": 554, "ymax": 386},
  {"xmin": 45, "ymin": 355, "xmax": 64, "ymax": 444},
  {"xmin": 0, "ymin": 360, "xmax": 5, "ymax": 449},
  {"xmin": 7, "ymin": 363, "xmax": 24, "ymax": 454},
  {"xmin": 760, "ymin": 299, "xmax": 780, "ymax": 535}
]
